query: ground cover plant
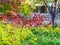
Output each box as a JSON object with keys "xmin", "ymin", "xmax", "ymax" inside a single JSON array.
[
  {"xmin": 0, "ymin": 23, "xmax": 20, "ymax": 45},
  {"xmin": 0, "ymin": 23, "xmax": 60, "ymax": 45}
]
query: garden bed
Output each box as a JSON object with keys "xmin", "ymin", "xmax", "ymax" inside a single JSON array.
[{"xmin": 0, "ymin": 23, "xmax": 60, "ymax": 45}]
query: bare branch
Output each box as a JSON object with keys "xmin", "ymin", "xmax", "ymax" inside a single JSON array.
[{"xmin": 42, "ymin": 0, "xmax": 52, "ymax": 14}]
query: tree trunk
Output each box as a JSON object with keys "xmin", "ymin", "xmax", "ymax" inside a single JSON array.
[
  {"xmin": 52, "ymin": 15, "xmax": 55, "ymax": 28},
  {"xmin": 51, "ymin": 13, "xmax": 57, "ymax": 29}
]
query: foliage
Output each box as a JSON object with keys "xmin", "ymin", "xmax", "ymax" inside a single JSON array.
[
  {"xmin": 20, "ymin": 26, "xmax": 60, "ymax": 45},
  {"xmin": 27, "ymin": 26, "xmax": 60, "ymax": 45},
  {"xmin": 33, "ymin": 0, "xmax": 42, "ymax": 4},
  {"xmin": 0, "ymin": 0, "xmax": 35, "ymax": 16},
  {"xmin": 0, "ymin": 23, "xmax": 60, "ymax": 45},
  {"xmin": 0, "ymin": 5, "xmax": 12, "ymax": 13},
  {"xmin": 0, "ymin": 24, "xmax": 20, "ymax": 45},
  {"xmin": 18, "ymin": 1, "xmax": 35, "ymax": 16}
]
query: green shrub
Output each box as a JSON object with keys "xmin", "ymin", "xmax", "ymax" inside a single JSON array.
[{"xmin": 0, "ymin": 23, "xmax": 60, "ymax": 45}]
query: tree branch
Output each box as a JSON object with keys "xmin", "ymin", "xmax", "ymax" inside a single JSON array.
[{"xmin": 42, "ymin": 0, "xmax": 53, "ymax": 14}]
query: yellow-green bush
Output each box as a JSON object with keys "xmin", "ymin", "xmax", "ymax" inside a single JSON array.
[
  {"xmin": 0, "ymin": 23, "xmax": 60, "ymax": 45},
  {"xmin": 0, "ymin": 24, "xmax": 20, "ymax": 45}
]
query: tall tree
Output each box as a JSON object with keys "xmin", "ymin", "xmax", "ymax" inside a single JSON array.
[{"xmin": 43, "ymin": 0, "xmax": 59, "ymax": 28}]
